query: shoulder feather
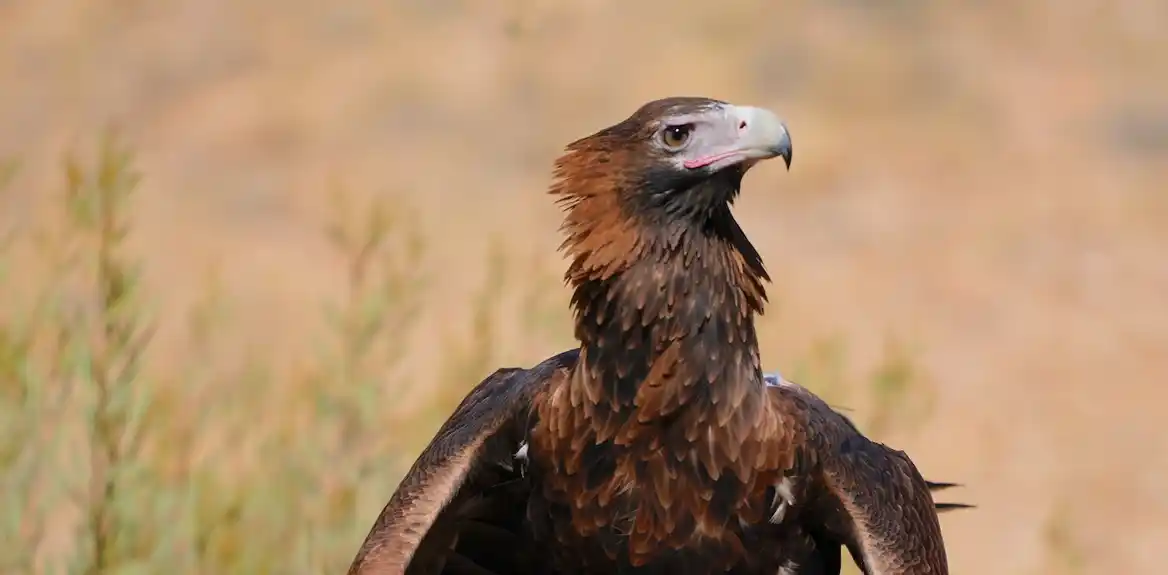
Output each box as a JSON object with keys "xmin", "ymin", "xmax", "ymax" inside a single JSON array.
[{"xmin": 763, "ymin": 376, "xmax": 969, "ymax": 575}]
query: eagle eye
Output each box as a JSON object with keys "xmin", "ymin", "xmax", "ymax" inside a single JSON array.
[{"xmin": 661, "ymin": 123, "xmax": 694, "ymax": 150}]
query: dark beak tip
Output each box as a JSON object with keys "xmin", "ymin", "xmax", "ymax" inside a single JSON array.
[{"xmin": 782, "ymin": 150, "xmax": 792, "ymax": 170}]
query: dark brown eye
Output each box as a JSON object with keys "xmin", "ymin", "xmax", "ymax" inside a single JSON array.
[{"xmin": 661, "ymin": 124, "xmax": 693, "ymax": 149}]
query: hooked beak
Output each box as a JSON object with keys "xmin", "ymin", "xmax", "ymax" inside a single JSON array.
[
  {"xmin": 732, "ymin": 105, "xmax": 792, "ymax": 170},
  {"xmin": 683, "ymin": 104, "xmax": 793, "ymax": 171}
]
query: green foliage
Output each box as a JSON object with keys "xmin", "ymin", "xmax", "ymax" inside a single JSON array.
[
  {"xmin": 0, "ymin": 136, "xmax": 443, "ymax": 574},
  {"xmin": 788, "ymin": 335, "xmax": 851, "ymax": 406},
  {"xmin": 865, "ymin": 337, "xmax": 935, "ymax": 438},
  {"xmin": 787, "ymin": 333, "xmax": 937, "ymax": 441},
  {"xmin": 0, "ymin": 157, "xmax": 17, "ymax": 189},
  {"xmin": 1042, "ymin": 499, "xmax": 1086, "ymax": 574},
  {"xmin": 0, "ymin": 136, "xmax": 934, "ymax": 574}
]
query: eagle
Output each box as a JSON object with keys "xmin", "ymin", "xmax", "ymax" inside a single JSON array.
[{"xmin": 347, "ymin": 97, "xmax": 970, "ymax": 575}]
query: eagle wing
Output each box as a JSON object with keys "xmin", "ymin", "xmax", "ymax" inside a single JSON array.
[
  {"xmin": 821, "ymin": 437, "xmax": 953, "ymax": 574},
  {"xmin": 346, "ymin": 349, "xmax": 579, "ymax": 575},
  {"xmin": 764, "ymin": 376, "xmax": 969, "ymax": 575}
]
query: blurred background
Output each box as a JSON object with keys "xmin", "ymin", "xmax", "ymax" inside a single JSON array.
[{"xmin": 1, "ymin": 1, "xmax": 1165, "ymax": 573}]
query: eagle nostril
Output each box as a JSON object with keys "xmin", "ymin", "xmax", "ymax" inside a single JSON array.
[{"xmin": 738, "ymin": 120, "xmax": 747, "ymax": 130}]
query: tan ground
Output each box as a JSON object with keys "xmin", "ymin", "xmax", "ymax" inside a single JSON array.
[{"xmin": 2, "ymin": 1, "xmax": 1166, "ymax": 573}]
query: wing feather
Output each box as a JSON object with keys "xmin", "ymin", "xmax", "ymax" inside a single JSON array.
[
  {"xmin": 347, "ymin": 349, "xmax": 579, "ymax": 575},
  {"xmin": 763, "ymin": 377, "xmax": 968, "ymax": 575},
  {"xmin": 823, "ymin": 439, "xmax": 951, "ymax": 574}
]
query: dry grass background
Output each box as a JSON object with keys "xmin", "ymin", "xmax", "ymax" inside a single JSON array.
[{"xmin": 1, "ymin": 0, "xmax": 1166, "ymax": 573}]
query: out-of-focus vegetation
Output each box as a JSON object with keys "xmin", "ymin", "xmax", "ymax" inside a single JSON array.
[
  {"xmin": 3, "ymin": 1, "xmax": 1164, "ymax": 573},
  {"xmin": 0, "ymin": 136, "xmax": 936, "ymax": 574}
]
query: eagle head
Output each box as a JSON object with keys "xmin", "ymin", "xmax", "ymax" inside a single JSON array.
[
  {"xmin": 552, "ymin": 96, "xmax": 791, "ymax": 225},
  {"xmin": 550, "ymin": 96, "xmax": 791, "ymax": 281}
]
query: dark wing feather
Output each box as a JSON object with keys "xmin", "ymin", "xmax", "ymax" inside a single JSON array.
[
  {"xmin": 347, "ymin": 349, "xmax": 579, "ymax": 575},
  {"xmin": 764, "ymin": 378, "xmax": 968, "ymax": 575},
  {"xmin": 926, "ymin": 481, "xmax": 975, "ymax": 513},
  {"xmin": 823, "ymin": 438, "xmax": 951, "ymax": 574}
]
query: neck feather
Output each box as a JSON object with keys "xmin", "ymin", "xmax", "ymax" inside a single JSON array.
[{"xmin": 553, "ymin": 170, "xmax": 771, "ymax": 436}]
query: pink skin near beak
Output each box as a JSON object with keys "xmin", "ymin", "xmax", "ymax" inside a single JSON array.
[
  {"xmin": 682, "ymin": 105, "xmax": 792, "ymax": 171},
  {"xmin": 683, "ymin": 150, "xmax": 744, "ymax": 169}
]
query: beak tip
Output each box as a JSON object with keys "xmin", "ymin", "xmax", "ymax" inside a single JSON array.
[
  {"xmin": 774, "ymin": 122, "xmax": 792, "ymax": 170},
  {"xmin": 773, "ymin": 143, "xmax": 791, "ymax": 170}
]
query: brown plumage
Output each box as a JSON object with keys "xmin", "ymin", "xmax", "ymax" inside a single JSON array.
[{"xmin": 347, "ymin": 97, "xmax": 972, "ymax": 575}]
